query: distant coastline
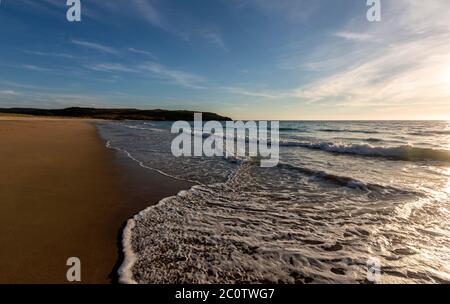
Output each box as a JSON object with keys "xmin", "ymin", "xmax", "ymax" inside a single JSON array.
[{"xmin": 0, "ymin": 107, "xmax": 232, "ymax": 121}]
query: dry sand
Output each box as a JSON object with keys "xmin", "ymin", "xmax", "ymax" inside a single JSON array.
[{"xmin": 0, "ymin": 118, "xmax": 192, "ymax": 284}]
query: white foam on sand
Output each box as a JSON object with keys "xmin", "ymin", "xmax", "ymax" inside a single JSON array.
[
  {"xmin": 105, "ymin": 138, "xmax": 200, "ymax": 284},
  {"xmin": 118, "ymin": 192, "xmax": 191, "ymax": 284},
  {"xmin": 118, "ymin": 217, "xmax": 137, "ymax": 284}
]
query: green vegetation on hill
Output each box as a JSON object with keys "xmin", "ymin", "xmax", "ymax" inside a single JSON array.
[{"xmin": 0, "ymin": 107, "xmax": 232, "ymax": 121}]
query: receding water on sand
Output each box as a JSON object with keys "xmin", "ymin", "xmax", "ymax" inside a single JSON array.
[{"xmin": 98, "ymin": 120, "xmax": 450, "ymax": 284}]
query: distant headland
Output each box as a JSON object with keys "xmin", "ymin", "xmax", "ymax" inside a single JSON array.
[{"xmin": 0, "ymin": 107, "xmax": 232, "ymax": 121}]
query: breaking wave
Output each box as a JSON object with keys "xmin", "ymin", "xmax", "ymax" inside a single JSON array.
[{"xmin": 280, "ymin": 141, "xmax": 450, "ymax": 162}]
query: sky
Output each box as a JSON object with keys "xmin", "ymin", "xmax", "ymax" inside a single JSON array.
[{"xmin": 0, "ymin": 0, "xmax": 449, "ymax": 120}]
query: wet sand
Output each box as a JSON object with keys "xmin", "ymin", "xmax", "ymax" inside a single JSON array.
[{"xmin": 0, "ymin": 118, "xmax": 193, "ymax": 284}]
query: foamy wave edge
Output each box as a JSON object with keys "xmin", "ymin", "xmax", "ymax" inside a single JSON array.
[
  {"xmin": 118, "ymin": 190, "xmax": 193, "ymax": 284},
  {"xmin": 118, "ymin": 217, "xmax": 137, "ymax": 284},
  {"xmin": 104, "ymin": 140, "xmax": 203, "ymax": 283}
]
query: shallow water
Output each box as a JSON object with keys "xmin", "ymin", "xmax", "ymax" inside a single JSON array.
[{"xmin": 98, "ymin": 120, "xmax": 450, "ymax": 283}]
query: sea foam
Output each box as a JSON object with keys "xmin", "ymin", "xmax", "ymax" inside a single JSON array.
[{"xmin": 279, "ymin": 141, "xmax": 450, "ymax": 162}]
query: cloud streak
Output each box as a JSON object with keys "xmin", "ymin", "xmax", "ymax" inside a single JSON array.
[
  {"xmin": 0, "ymin": 90, "xmax": 21, "ymax": 97},
  {"xmin": 132, "ymin": 0, "xmax": 166, "ymax": 30},
  {"xmin": 202, "ymin": 30, "xmax": 229, "ymax": 52},
  {"xmin": 128, "ymin": 48, "xmax": 158, "ymax": 60},
  {"xmin": 71, "ymin": 40, "xmax": 118, "ymax": 55},
  {"xmin": 21, "ymin": 64, "xmax": 54, "ymax": 72},
  {"xmin": 88, "ymin": 63, "xmax": 138, "ymax": 73},
  {"xmin": 333, "ymin": 31, "xmax": 374, "ymax": 42},
  {"xmin": 140, "ymin": 62, "xmax": 206, "ymax": 89},
  {"xmin": 84, "ymin": 60, "xmax": 206, "ymax": 89},
  {"xmin": 23, "ymin": 50, "xmax": 78, "ymax": 59}
]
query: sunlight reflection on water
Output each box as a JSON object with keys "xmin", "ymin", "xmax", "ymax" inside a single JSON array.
[{"xmin": 445, "ymin": 168, "xmax": 450, "ymax": 194}]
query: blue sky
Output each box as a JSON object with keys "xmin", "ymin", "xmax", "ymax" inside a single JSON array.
[{"xmin": 1, "ymin": 0, "xmax": 449, "ymax": 120}]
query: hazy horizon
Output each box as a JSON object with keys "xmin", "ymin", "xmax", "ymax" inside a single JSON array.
[{"xmin": 1, "ymin": 0, "xmax": 450, "ymax": 120}]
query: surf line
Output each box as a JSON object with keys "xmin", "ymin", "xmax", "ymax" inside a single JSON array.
[{"xmin": 170, "ymin": 113, "xmax": 280, "ymax": 168}]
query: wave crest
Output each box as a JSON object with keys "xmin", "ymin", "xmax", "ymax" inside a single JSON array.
[{"xmin": 280, "ymin": 141, "xmax": 450, "ymax": 162}]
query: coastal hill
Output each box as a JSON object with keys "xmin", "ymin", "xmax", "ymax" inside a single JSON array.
[{"xmin": 0, "ymin": 107, "xmax": 232, "ymax": 121}]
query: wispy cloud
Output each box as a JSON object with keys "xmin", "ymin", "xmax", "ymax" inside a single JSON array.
[
  {"xmin": 128, "ymin": 48, "xmax": 157, "ymax": 60},
  {"xmin": 334, "ymin": 31, "xmax": 374, "ymax": 42},
  {"xmin": 140, "ymin": 62, "xmax": 206, "ymax": 89},
  {"xmin": 296, "ymin": 0, "xmax": 450, "ymax": 106},
  {"xmin": 202, "ymin": 30, "xmax": 229, "ymax": 52},
  {"xmin": 0, "ymin": 90, "xmax": 110, "ymax": 108},
  {"xmin": 21, "ymin": 64, "xmax": 54, "ymax": 72},
  {"xmin": 132, "ymin": 0, "xmax": 166, "ymax": 30},
  {"xmin": 23, "ymin": 50, "xmax": 77, "ymax": 59},
  {"xmin": 0, "ymin": 80, "xmax": 43, "ymax": 90},
  {"xmin": 0, "ymin": 80, "xmax": 114, "ymax": 108},
  {"xmin": 88, "ymin": 63, "xmax": 138, "ymax": 73},
  {"xmin": 71, "ymin": 40, "xmax": 118, "ymax": 55},
  {"xmin": 224, "ymin": 87, "xmax": 279, "ymax": 99},
  {"xmin": 31, "ymin": 92, "xmax": 106, "ymax": 107},
  {"xmin": 85, "ymin": 1, "xmax": 178, "ymax": 36},
  {"xmin": 0, "ymin": 90, "xmax": 21, "ymax": 97},
  {"xmin": 84, "ymin": 60, "xmax": 207, "ymax": 89},
  {"xmin": 233, "ymin": 0, "xmax": 450, "ymax": 113}
]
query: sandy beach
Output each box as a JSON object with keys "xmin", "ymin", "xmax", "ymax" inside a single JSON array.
[{"xmin": 0, "ymin": 117, "xmax": 192, "ymax": 284}]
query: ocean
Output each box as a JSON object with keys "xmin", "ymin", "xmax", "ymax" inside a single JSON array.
[{"xmin": 97, "ymin": 120, "xmax": 450, "ymax": 284}]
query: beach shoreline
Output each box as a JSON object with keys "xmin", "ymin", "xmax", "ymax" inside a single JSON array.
[{"xmin": 0, "ymin": 117, "xmax": 192, "ymax": 284}]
